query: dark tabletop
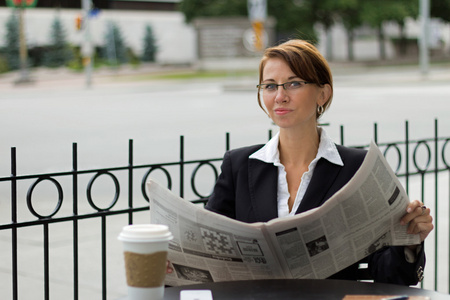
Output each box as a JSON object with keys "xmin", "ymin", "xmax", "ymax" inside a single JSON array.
[{"xmin": 164, "ymin": 279, "xmax": 450, "ymax": 300}]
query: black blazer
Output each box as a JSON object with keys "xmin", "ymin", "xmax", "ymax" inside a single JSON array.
[{"xmin": 206, "ymin": 144, "xmax": 425, "ymax": 285}]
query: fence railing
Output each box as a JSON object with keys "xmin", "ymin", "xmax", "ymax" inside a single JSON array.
[{"xmin": 0, "ymin": 119, "xmax": 449, "ymax": 299}]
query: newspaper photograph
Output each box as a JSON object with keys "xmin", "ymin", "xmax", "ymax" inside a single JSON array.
[{"xmin": 147, "ymin": 141, "xmax": 421, "ymax": 286}]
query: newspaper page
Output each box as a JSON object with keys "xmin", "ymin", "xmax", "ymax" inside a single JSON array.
[
  {"xmin": 147, "ymin": 141, "xmax": 421, "ymax": 286},
  {"xmin": 148, "ymin": 182, "xmax": 285, "ymax": 286}
]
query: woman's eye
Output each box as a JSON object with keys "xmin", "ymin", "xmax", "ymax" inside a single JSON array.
[
  {"xmin": 265, "ymin": 84, "xmax": 276, "ymax": 90},
  {"xmin": 289, "ymin": 81, "xmax": 301, "ymax": 88}
]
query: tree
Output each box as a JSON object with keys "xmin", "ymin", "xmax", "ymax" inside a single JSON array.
[
  {"xmin": 142, "ymin": 24, "xmax": 158, "ymax": 62},
  {"xmin": 103, "ymin": 21, "xmax": 128, "ymax": 66},
  {"xmin": 43, "ymin": 16, "xmax": 74, "ymax": 68},
  {"xmin": 360, "ymin": 0, "xmax": 389, "ymax": 60},
  {"xmin": 4, "ymin": 10, "xmax": 21, "ymax": 70},
  {"xmin": 178, "ymin": 0, "xmax": 247, "ymax": 23},
  {"xmin": 178, "ymin": 0, "xmax": 318, "ymax": 44},
  {"xmin": 431, "ymin": 0, "xmax": 450, "ymax": 23},
  {"xmin": 335, "ymin": 0, "xmax": 363, "ymax": 61},
  {"xmin": 388, "ymin": 0, "xmax": 419, "ymax": 56},
  {"xmin": 267, "ymin": 0, "xmax": 317, "ymax": 43},
  {"xmin": 308, "ymin": 0, "xmax": 340, "ymax": 59},
  {"xmin": 361, "ymin": 0, "xmax": 418, "ymax": 60}
]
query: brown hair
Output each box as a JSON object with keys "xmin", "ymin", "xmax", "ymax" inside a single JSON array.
[{"xmin": 257, "ymin": 39, "xmax": 333, "ymax": 119}]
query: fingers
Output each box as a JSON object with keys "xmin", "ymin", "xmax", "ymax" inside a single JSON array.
[
  {"xmin": 407, "ymin": 216, "xmax": 434, "ymax": 242},
  {"xmin": 401, "ymin": 200, "xmax": 434, "ymax": 242},
  {"xmin": 401, "ymin": 200, "xmax": 426, "ymax": 225},
  {"xmin": 405, "ymin": 200, "xmax": 423, "ymax": 214},
  {"xmin": 166, "ymin": 260, "xmax": 173, "ymax": 274}
]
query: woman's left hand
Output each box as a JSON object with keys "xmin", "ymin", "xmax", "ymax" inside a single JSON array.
[{"xmin": 400, "ymin": 200, "xmax": 434, "ymax": 243}]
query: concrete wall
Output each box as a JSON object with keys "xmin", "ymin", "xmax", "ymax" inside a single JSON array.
[
  {"xmin": 0, "ymin": 8, "xmax": 448, "ymax": 66},
  {"xmin": 0, "ymin": 8, "xmax": 197, "ymax": 65}
]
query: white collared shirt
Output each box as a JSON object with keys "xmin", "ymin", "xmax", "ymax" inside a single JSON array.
[{"xmin": 249, "ymin": 128, "xmax": 343, "ymax": 218}]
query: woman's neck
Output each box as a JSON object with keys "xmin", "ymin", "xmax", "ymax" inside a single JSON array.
[{"xmin": 278, "ymin": 126, "xmax": 320, "ymax": 167}]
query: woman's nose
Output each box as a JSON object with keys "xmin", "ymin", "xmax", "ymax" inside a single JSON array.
[{"xmin": 274, "ymin": 87, "xmax": 288, "ymax": 103}]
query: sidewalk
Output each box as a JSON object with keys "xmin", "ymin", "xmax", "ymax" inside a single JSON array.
[
  {"xmin": 1, "ymin": 59, "xmax": 449, "ymax": 94},
  {"xmin": 0, "ymin": 63, "xmax": 195, "ymax": 92}
]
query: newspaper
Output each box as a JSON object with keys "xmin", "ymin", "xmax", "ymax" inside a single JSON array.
[{"xmin": 147, "ymin": 141, "xmax": 421, "ymax": 286}]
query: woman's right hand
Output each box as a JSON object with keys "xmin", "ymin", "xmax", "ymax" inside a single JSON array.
[{"xmin": 166, "ymin": 260, "xmax": 173, "ymax": 274}]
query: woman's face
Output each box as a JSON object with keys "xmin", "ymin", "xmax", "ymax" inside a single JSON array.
[{"xmin": 261, "ymin": 58, "xmax": 329, "ymax": 131}]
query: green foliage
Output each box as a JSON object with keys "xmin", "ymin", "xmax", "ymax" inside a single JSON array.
[
  {"xmin": 43, "ymin": 16, "xmax": 74, "ymax": 68},
  {"xmin": 28, "ymin": 46, "xmax": 47, "ymax": 67},
  {"xmin": 66, "ymin": 46, "xmax": 83, "ymax": 71},
  {"xmin": 360, "ymin": 0, "xmax": 418, "ymax": 27},
  {"xmin": 309, "ymin": 0, "xmax": 340, "ymax": 29},
  {"xmin": 267, "ymin": 0, "xmax": 317, "ymax": 42},
  {"xmin": 103, "ymin": 21, "xmax": 128, "ymax": 66},
  {"xmin": 0, "ymin": 54, "xmax": 9, "ymax": 73},
  {"xmin": 127, "ymin": 48, "xmax": 140, "ymax": 67},
  {"xmin": 431, "ymin": 0, "xmax": 450, "ymax": 23},
  {"xmin": 179, "ymin": 0, "xmax": 247, "ymax": 23},
  {"xmin": 141, "ymin": 24, "xmax": 158, "ymax": 62},
  {"xmin": 335, "ymin": 0, "xmax": 363, "ymax": 31},
  {"xmin": 178, "ymin": 0, "xmax": 421, "ymax": 45},
  {"xmin": 4, "ymin": 10, "xmax": 20, "ymax": 70},
  {"xmin": 178, "ymin": 0, "xmax": 318, "ymax": 42}
]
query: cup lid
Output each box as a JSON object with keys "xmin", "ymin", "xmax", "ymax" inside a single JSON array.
[{"xmin": 118, "ymin": 224, "xmax": 173, "ymax": 242}]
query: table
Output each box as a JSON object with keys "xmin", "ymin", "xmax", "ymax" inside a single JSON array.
[{"xmin": 164, "ymin": 279, "xmax": 450, "ymax": 299}]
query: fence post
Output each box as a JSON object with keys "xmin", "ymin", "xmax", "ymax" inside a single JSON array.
[
  {"xmin": 11, "ymin": 147, "xmax": 18, "ymax": 300},
  {"xmin": 102, "ymin": 215, "xmax": 107, "ymax": 300},
  {"xmin": 434, "ymin": 119, "xmax": 438, "ymax": 290},
  {"xmin": 405, "ymin": 121, "xmax": 410, "ymax": 193},
  {"xmin": 128, "ymin": 139, "xmax": 134, "ymax": 224},
  {"xmin": 72, "ymin": 143, "xmax": 79, "ymax": 300},
  {"xmin": 373, "ymin": 123, "xmax": 378, "ymax": 145},
  {"xmin": 44, "ymin": 223, "xmax": 50, "ymax": 300},
  {"xmin": 180, "ymin": 136, "xmax": 184, "ymax": 198}
]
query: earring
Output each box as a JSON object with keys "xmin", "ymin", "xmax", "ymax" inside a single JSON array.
[{"xmin": 317, "ymin": 105, "xmax": 324, "ymax": 115}]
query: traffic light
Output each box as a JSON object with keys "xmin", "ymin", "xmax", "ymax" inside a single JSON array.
[{"xmin": 75, "ymin": 14, "xmax": 82, "ymax": 30}]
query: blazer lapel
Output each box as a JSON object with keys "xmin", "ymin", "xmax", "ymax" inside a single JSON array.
[
  {"xmin": 296, "ymin": 158, "xmax": 342, "ymax": 213},
  {"xmin": 248, "ymin": 159, "xmax": 278, "ymax": 222}
]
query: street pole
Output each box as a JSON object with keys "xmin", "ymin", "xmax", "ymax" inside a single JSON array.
[
  {"xmin": 247, "ymin": 0, "xmax": 267, "ymax": 52},
  {"xmin": 82, "ymin": 0, "xmax": 93, "ymax": 88},
  {"xmin": 419, "ymin": 0, "xmax": 430, "ymax": 76},
  {"xmin": 16, "ymin": 6, "xmax": 31, "ymax": 84}
]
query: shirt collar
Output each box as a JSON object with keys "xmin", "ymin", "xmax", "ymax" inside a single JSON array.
[{"xmin": 249, "ymin": 128, "xmax": 344, "ymax": 166}]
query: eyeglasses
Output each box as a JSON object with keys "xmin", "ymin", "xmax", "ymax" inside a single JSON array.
[{"xmin": 257, "ymin": 81, "xmax": 312, "ymax": 93}]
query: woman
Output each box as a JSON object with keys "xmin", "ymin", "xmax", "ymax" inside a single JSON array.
[
  {"xmin": 205, "ymin": 39, "xmax": 433, "ymax": 285},
  {"xmin": 168, "ymin": 39, "xmax": 434, "ymax": 285}
]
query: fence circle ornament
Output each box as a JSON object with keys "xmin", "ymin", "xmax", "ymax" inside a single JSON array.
[
  {"xmin": 141, "ymin": 166, "xmax": 172, "ymax": 202},
  {"xmin": 383, "ymin": 143, "xmax": 402, "ymax": 174},
  {"xmin": 191, "ymin": 162, "xmax": 219, "ymax": 199},
  {"xmin": 412, "ymin": 141, "xmax": 432, "ymax": 173},
  {"xmin": 26, "ymin": 176, "xmax": 63, "ymax": 219},
  {"xmin": 6, "ymin": 0, "xmax": 38, "ymax": 8},
  {"xmin": 442, "ymin": 139, "xmax": 450, "ymax": 169},
  {"xmin": 86, "ymin": 171, "xmax": 120, "ymax": 211}
]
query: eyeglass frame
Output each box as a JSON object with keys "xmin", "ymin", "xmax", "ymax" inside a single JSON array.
[{"xmin": 256, "ymin": 81, "xmax": 312, "ymax": 93}]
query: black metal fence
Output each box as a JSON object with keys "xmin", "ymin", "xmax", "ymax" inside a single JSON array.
[{"xmin": 1, "ymin": 119, "xmax": 449, "ymax": 299}]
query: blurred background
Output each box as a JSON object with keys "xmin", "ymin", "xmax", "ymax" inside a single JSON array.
[
  {"xmin": 1, "ymin": 1, "xmax": 450, "ymax": 300},
  {"xmin": 0, "ymin": 0, "xmax": 449, "ymax": 76}
]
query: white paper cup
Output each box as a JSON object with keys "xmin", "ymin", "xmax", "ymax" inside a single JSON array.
[{"xmin": 118, "ymin": 224, "xmax": 173, "ymax": 300}]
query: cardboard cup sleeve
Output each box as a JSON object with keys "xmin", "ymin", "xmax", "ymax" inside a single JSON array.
[{"xmin": 124, "ymin": 251, "xmax": 168, "ymax": 288}]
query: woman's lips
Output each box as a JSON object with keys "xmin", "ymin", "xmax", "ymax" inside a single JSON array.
[{"xmin": 274, "ymin": 108, "xmax": 292, "ymax": 115}]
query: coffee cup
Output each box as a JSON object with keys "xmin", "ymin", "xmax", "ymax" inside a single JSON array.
[{"xmin": 118, "ymin": 224, "xmax": 173, "ymax": 300}]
